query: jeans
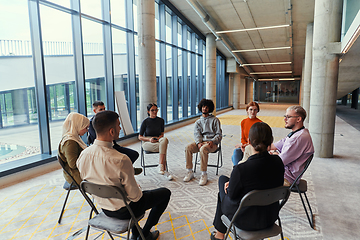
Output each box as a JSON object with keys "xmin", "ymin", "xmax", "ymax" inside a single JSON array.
[{"xmin": 231, "ymin": 148, "xmax": 243, "ymax": 166}]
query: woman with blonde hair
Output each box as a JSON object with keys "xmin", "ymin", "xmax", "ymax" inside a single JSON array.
[{"xmin": 58, "ymin": 112, "xmax": 89, "ymax": 185}]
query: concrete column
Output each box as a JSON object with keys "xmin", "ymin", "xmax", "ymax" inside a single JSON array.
[
  {"xmin": 138, "ymin": 0, "xmax": 156, "ymax": 122},
  {"xmin": 341, "ymin": 95, "xmax": 347, "ymax": 105},
  {"xmin": 229, "ymin": 73, "xmax": 234, "ymax": 107},
  {"xmin": 309, "ymin": 0, "xmax": 343, "ymax": 158},
  {"xmin": 351, "ymin": 88, "xmax": 359, "ymax": 109},
  {"xmin": 206, "ymin": 34, "xmax": 217, "ymax": 112},
  {"xmin": 303, "ymin": 23, "xmax": 314, "ymax": 123},
  {"xmin": 233, "ymin": 73, "xmax": 240, "ymax": 109},
  {"xmin": 300, "ymin": 59, "xmax": 305, "ymax": 106}
]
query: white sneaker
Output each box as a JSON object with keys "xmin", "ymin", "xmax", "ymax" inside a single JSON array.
[
  {"xmin": 183, "ymin": 171, "xmax": 194, "ymax": 182},
  {"xmin": 164, "ymin": 171, "xmax": 174, "ymax": 181},
  {"xmin": 158, "ymin": 164, "xmax": 165, "ymax": 175},
  {"xmin": 199, "ymin": 174, "xmax": 208, "ymax": 186}
]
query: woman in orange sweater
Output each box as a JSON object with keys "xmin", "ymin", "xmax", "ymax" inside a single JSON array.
[{"xmin": 231, "ymin": 102, "xmax": 262, "ymax": 166}]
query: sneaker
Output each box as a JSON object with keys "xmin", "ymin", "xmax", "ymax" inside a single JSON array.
[
  {"xmin": 137, "ymin": 230, "xmax": 160, "ymax": 240},
  {"xmin": 199, "ymin": 174, "xmax": 208, "ymax": 186},
  {"xmin": 183, "ymin": 171, "xmax": 194, "ymax": 182},
  {"xmin": 158, "ymin": 164, "xmax": 165, "ymax": 175},
  {"xmin": 164, "ymin": 171, "xmax": 174, "ymax": 181},
  {"xmin": 134, "ymin": 167, "xmax": 143, "ymax": 175}
]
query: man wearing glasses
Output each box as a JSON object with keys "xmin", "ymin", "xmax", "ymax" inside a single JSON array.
[{"xmin": 270, "ymin": 105, "xmax": 314, "ymax": 186}]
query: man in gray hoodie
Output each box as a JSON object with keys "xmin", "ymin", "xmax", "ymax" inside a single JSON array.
[{"xmin": 184, "ymin": 99, "xmax": 222, "ymax": 186}]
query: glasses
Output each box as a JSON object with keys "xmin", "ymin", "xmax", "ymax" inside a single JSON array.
[
  {"xmin": 283, "ymin": 115, "xmax": 299, "ymax": 119},
  {"xmin": 150, "ymin": 109, "xmax": 158, "ymax": 112}
]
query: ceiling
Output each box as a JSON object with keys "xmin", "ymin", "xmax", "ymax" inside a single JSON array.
[{"xmin": 167, "ymin": 0, "xmax": 360, "ymax": 98}]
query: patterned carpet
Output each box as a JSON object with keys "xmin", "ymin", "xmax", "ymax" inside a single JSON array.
[{"xmin": 0, "ymin": 108, "xmax": 323, "ymax": 239}]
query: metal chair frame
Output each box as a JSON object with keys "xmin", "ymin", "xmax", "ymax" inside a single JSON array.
[
  {"xmin": 289, "ymin": 154, "xmax": 315, "ymax": 229},
  {"xmin": 140, "ymin": 141, "xmax": 167, "ymax": 175},
  {"xmin": 80, "ymin": 180, "xmax": 145, "ymax": 240},
  {"xmin": 57, "ymin": 157, "xmax": 80, "ymax": 224},
  {"xmin": 193, "ymin": 143, "xmax": 223, "ymax": 175},
  {"xmin": 221, "ymin": 186, "xmax": 291, "ymax": 240},
  {"xmin": 58, "ymin": 156, "xmax": 115, "ymax": 239}
]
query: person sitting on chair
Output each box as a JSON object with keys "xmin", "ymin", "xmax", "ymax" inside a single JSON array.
[
  {"xmin": 138, "ymin": 103, "xmax": 173, "ymax": 180},
  {"xmin": 58, "ymin": 112, "xmax": 89, "ymax": 186},
  {"xmin": 211, "ymin": 122, "xmax": 284, "ymax": 240},
  {"xmin": 77, "ymin": 110, "xmax": 171, "ymax": 240},
  {"xmin": 269, "ymin": 105, "xmax": 314, "ymax": 186},
  {"xmin": 183, "ymin": 98, "xmax": 222, "ymax": 186},
  {"xmin": 231, "ymin": 101, "xmax": 262, "ymax": 166},
  {"xmin": 88, "ymin": 100, "xmax": 142, "ymax": 175}
]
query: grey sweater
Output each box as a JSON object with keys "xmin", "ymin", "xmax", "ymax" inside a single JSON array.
[{"xmin": 194, "ymin": 114, "xmax": 222, "ymax": 145}]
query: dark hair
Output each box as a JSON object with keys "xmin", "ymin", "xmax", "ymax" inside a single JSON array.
[
  {"xmin": 93, "ymin": 110, "xmax": 119, "ymax": 135},
  {"xmin": 249, "ymin": 122, "xmax": 273, "ymax": 153},
  {"xmin": 287, "ymin": 105, "xmax": 306, "ymax": 121},
  {"xmin": 246, "ymin": 101, "xmax": 260, "ymax": 112},
  {"xmin": 146, "ymin": 103, "xmax": 157, "ymax": 116},
  {"xmin": 197, "ymin": 98, "xmax": 215, "ymax": 113},
  {"xmin": 93, "ymin": 100, "xmax": 105, "ymax": 108}
]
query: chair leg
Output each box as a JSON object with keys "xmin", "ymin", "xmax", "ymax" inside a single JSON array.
[
  {"xmin": 58, "ymin": 183, "xmax": 73, "ymax": 224},
  {"xmin": 300, "ymin": 191, "xmax": 314, "ymax": 229},
  {"xmin": 106, "ymin": 230, "xmax": 114, "ymax": 240},
  {"xmin": 140, "ymin": 148, "xmax": 146, "ymax": 176},
  {"xmin": 278, "ymin": 217, "xmax": 284, "ymax": 240},
  {"xmin": 193, "ymin": 153, "xmax": 198, "ymax": 173}
]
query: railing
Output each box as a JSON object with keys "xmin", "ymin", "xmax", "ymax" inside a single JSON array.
[{"xmin": 0, "ymin": 40, "xmax": 128, "ymax": 56}]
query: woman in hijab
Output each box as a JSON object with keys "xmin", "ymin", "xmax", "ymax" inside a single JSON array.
[{"xmin": 58, "ymin": 112, "xmax": 90, "ymax": 185}]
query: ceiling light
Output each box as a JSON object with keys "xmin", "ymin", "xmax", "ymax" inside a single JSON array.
[
  {"xmin": 257, "ymin": 79, "xmax": 273, "ymax": 81},
  {"xmin": 250, "ymin": 71, "xmax": 292, "ymax": 74},
  {"xmin": 216, "ymin": 24, "xmax": 289, "ymax": 34},
  {"xmin": 242, "ymin": 62, "xmax": 291, "ymax": 66},
  {"xmin": 232, "ymin": 46, "xmax": 291, "ymax": 53}
]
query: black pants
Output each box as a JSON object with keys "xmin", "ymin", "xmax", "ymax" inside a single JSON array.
[
  {"xmin": 103, "ymin": 188, "xmax": 171, "ymax": 238},
  {"xmin": 113, "ymin": 141, "xmax": 139, "ymax": 163},
  {"xmin": 213, "ymin": 175, "xmax": 230, "ymax": 234}
]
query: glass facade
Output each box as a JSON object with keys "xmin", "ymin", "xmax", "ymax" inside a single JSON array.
[
  {"xmin": 254, "ymin": 80, "xmax": 300, "ymax": 103},
  {"xmin": 0, "ymin": 0, "xmax": 229, "ymax": 169}
]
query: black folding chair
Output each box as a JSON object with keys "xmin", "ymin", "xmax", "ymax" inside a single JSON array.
[
  {"xmin": 289, "ymin": 154, "xmax": 315, "ymax": 229},
  {"xmin": 57, "ymin": 156, "xmax": 80, "ymax": 224},
  {"xmin": 194, "ymin": 143, "xmax": 223, "ymax": 175},
  {"xmin": 140, "ymin": 141, "xmax": 168, "ymax": 175},
  {"xmin": 80, "ymin": 180, "xmax": 145, "ymax": 240},
  {"xmin": 221, "ymin": 186, "xmax": 291, "ymax": 240}
]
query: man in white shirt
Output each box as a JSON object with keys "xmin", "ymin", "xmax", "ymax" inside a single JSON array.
[{"xmin": 77, "ymin": 110, "xmax": 171, "ymax": 240}]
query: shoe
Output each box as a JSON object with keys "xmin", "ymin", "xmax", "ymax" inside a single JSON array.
[
  {"xmin": 164, "ymin": 171, "xmax": 173, "ymax": 181},
  {"xmin": 158, "ymin": 164, "xmax": 165, "ymax": 175},
  {"xmin": 210, "ymin": 231, "xmax": 223, "ymax": 240},
  {"xmin": 183, "ymin": 171, "xmax": 194, "ymax": 182},
  {"xmin": 199, "ymin": 174, "xmax": 207, "ymax": 186},
  {"xmin": 138, "ymin": 230, "xmax": 160, "ymax": 240},
  {"xmin": 134, "ymin": 167, "xmax": 143, "ymax": 175}
]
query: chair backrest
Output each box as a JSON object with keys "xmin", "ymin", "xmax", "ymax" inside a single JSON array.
[
  {"xmin": 58, "ymin": 156, "xmax": 80, "ymax": 188},
  {"xmin": 80, "ymin": 180, "xmax": 127, "ymax": 201},
  {"xmin": 238, "ymin": 186, "xmax": 291, "ymax": 210},
  {"xmin": 290, "ymin": 154, "xmax": 314, "ymax": 189}
]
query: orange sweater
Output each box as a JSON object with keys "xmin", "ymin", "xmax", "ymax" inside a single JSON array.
[{"xmin": 240, "ymin": 117, "xmax": 262, "ymax": 144}]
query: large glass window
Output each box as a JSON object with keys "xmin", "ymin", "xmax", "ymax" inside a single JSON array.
[
  {"xmin": 0, "ymin": 0, "xmax": 229, "ymax": 173},
  {"xmin": 40, "ymin": 4, "xmax": 77, "ymax": 151},
  {"xmin": 0, "ymin": 0, "xmax": 40, "ymax": 164},
  {"xmin": 110, "ymin": 0, "xmax": 126, "ymax": 27},
  {"xmin": 82, "ymin": 18, "xmax": 106, "ymax": 115}
]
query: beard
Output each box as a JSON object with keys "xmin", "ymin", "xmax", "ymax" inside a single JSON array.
[{"xmin": 285, "ymin": 123, "xmax": 295, "ymax": 129}]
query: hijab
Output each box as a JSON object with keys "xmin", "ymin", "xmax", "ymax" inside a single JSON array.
[{"xmin": 60, "ymin": 112, "xmax": 89, "ymax": 149}]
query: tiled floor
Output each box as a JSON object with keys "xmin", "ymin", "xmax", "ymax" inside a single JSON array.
[{"xmin": 2, "ymin": 103, "xmax": 357, "ymax": 239}]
